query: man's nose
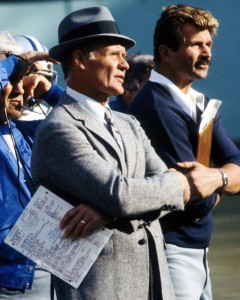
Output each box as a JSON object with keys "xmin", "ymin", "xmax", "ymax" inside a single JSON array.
[
  {"xmin": 119, "ymin": 57, "xmax": 129, "ymax": 70},
  {"xmin": 202, "ymin": 45, "xmax": 211, "ymax": 58}
]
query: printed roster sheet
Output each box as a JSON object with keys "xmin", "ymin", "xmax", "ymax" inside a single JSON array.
[{"xmin": 5, "ymin": 185, "xmax": 112, "ymax": 288}]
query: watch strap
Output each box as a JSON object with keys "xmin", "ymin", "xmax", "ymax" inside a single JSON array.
[{"xmin": 217, "ymin": 168, "xmax": 228, "ymax": 187}]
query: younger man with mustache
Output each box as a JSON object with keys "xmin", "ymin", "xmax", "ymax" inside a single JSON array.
[{"xmin": 128, "ymin": 4, "xmax": 240, "ymax": 299}]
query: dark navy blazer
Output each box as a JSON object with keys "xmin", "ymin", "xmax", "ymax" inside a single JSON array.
[{"xmin": 128, "ymin": 81, "xmax": 240, "ymax": 248}]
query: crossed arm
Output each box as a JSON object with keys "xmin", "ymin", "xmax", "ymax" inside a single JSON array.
[
  {"xmin": 177, "ymin": 161, "xmax": 240, "ymax": 200},
  {"xmin": 62, "ymin": 161, "xmax": 240, "ymax": 242}
]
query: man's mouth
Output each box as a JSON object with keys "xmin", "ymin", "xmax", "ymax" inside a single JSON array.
[{"xmin": 9, "ymin": 100, "xmax": 22, "ymax": 111}]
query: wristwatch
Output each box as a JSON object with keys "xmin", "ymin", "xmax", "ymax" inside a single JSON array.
[{"xmin": 217, "ymin": 169, "xmax": 228, "ymax": 187}]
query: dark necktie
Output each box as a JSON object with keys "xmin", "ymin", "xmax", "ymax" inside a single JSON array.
[{"xmin": 104, "ymin": 107, "xmax": 124, "ymax": 153}]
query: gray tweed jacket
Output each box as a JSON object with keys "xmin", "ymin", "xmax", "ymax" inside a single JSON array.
[{"xmin": 31, "ymin": 92, "xmax": 184, "ymax": 300}]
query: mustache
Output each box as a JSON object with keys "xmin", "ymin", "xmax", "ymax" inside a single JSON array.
[{"xmin": 195, "ymin": 58, "xmax": 211, "ymax": 68}]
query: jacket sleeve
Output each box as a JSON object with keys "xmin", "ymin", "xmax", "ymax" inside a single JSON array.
[
  {"xmin": 39, "ymin": 83, "xmax": 64, "ymax": 107},
  {"xmin": 211, "ymin": 113, "xmax": 240, "ymax": 166}
]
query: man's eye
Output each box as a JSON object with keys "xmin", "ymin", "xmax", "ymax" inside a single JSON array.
[{"xmin": 193, "ymin": 43, "xmax": 201, "ymax": 47}]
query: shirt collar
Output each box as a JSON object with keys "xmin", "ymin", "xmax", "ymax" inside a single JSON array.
[
  {"xmin": 149, "ymin": 69, "xmax": 205, "ymax": 121},
  {"xmin": 66, "ymin": 86, "xmax": 110, "ymax": 126}
]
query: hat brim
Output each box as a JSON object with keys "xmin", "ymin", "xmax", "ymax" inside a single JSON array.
[{"xmin": 49, "ymin": 34, "xmax": 136, "ymax": 61}]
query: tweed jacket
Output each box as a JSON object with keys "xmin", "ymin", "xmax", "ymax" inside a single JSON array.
[{"xmin": 31, "ymin": 92, "xmax": 185, "ymax": 300}]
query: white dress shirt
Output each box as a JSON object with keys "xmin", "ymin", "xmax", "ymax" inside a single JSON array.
[
  {"xmin": 66, "ymin": 86, "xmax": 110, "ymax": 129},
  {"xmin": 149, "ymin": 70, "xmax": 205, "ymax": 123}
]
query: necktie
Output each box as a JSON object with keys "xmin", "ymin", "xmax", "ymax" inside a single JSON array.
[{"xmin": 104, "ymin": 107, "xmax": 124, "ymax": 153}]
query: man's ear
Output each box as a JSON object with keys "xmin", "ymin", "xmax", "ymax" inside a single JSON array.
[
  {"xmin": 72, "ymin": 50, "xmax": 86, "ymax": 68},
  {"xmin": 158, "ymin": 45, "xmax": 173, "ymax": 62}
]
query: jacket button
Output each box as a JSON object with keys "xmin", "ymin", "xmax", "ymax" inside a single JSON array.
[
  {"xmin": 24, "ymin": 283, "xmax": 30, "ymax": 289},
  {"xmin": 138, "ymin": 238, "xmax": 147, "ymax": 245},
  {"xmin": 28, "ymin": 266, "xmax": 33, "ymax": 272}
]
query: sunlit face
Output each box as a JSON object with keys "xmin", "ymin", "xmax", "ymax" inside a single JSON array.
[
  {"xmin": 7, "ymin": 74, "xmax": 24, "ymax": 119},
  {"xmin": 169, "ymin": 23, "xmax": 213, "ymax": 87},
  {"xmin": 0, "ymin": 53, "xmax": 24, "ymax": 120},
  {"xmin": 0, "ymin": 82, "xmax": 12, "ymax": 124},
  {"xmin": 81, "ymin": 44, "xmax": 129, "ymax": 102}
]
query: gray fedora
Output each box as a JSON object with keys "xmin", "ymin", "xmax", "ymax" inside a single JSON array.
[{"xmin": 49, "ymin": 6, "xmax": 136, "ymax": 61}]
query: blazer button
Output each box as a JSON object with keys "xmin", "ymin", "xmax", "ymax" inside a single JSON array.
[{"xmin": 138, "ymin": 238, "xmax": 147, "ymax": 245}]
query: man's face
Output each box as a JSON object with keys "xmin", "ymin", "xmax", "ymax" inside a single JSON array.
[
  {"xmin": 169, "ymin": 23, "xmax": 212, "ymax": 87},
  {"xmin": 0, "ymin": 82, "xmax": 12, "ymax": 124},
  {"xmin": 0, "ymin": 53, "xmax": 24, "ymax": 120},
  {"xmin": 81, "ymin": 44, "xmax": 129, "ymax": 101},
  {"xmin": 7, "ymin": 74, "xmax": 24, "ymax": 119}
]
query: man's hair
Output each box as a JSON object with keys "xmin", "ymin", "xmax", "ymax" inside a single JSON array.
[
  {"xmin": 123, "ymin": 53, "xmax": 154, "ymax": 92},
  {"xmin": 0, "ymin": 31, "xmax": 22, "ymax": 54},
  {"xmin": 153, "ymin": 4, "xmax": 219, "ymax": 64}
]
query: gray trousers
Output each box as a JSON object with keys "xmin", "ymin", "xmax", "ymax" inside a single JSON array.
[{"xmin": 165, "ymin": 244, "xmax": 212, "ymax": 300}]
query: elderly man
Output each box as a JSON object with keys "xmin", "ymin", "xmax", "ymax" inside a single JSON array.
[{"xmin": 31, "ymin": 6, "xmax": 192, "ymax": 300}]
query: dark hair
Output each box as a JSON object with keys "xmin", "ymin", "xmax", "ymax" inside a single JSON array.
[
  {"xmin": 123, "ymin": 53, "xmax": 154, "ymax": 92},
  {"xmin": 153, "ymin": 4, "xmax": 219, "ymax": 64}
]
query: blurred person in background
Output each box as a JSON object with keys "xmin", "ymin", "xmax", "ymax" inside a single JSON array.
[{"xmin": 109, "ymin": 53, "xmax": 153, "ymax": 113}]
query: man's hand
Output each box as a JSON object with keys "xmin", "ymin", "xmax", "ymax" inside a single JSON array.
[
  {"xmin": 176, "ymin": 161, "xmax": 222, "ymax": 201},
  {"xmin": 23, "ymin": 73, "xmax": 51, "ymax": 102},
  {"xmin": 60, "ymin": 203, "xmax": 111, "ymax": 241},
  {"xmin": 18, "ymin": 51, "xmax": 59, "ymax": 76}
]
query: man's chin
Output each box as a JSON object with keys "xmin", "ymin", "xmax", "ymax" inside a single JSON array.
[
  {"xmin": 195, "ymin": 72, "xmax": 208, "ymax": 80},
  {"xmin": 112, "ymin": 88, "xmax": 124, "ymax": 96},
  {"xmin": 7, "ymin": 111, "xmax": 22, "ymax": 120}
]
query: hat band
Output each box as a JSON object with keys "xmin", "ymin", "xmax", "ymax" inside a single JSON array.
[{"xmin": 60, "ymin": 20, "xmax": 120, "ymax": 43}]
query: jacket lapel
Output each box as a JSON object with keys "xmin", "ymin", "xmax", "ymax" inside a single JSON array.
[
  {"xmin": 113, "ymin": 113, "xmax": 138, "ymax": 177},
  {"xmin": 60, "ymin": 94, "xmax": 127, "ymax": 174}
]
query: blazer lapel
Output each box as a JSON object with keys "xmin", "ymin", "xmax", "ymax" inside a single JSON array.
[
  {"xmin": 114, "ymin": 114, "xmax": 138, "ymax": 177},
  {"xmin": 60, "ymin": 94, "xmax": 127, "ymax": 174}
]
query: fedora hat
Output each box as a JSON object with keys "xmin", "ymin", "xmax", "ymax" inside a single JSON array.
[{"xmin": 49, "ymin": 6, "xmax": 136, "ymax": 61}]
